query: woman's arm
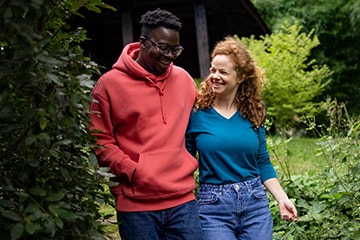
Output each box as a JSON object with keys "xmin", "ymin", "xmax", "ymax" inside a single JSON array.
[{"xmin": 263, "ymin": 178, "xmax": 298, "ymax": 222}]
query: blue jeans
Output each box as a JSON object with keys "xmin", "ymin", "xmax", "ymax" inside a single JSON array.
[
  {"xmin": 197, "ymin": 177, "xmax": 273, "ymax": 240},
  {"xmin": 117, "ymin": 200, "xmax": 202, "ymax": 240}
]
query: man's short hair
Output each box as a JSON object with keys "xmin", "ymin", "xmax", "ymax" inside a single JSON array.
[{"xmin": 140, "ymin": 8, "xmax": 182, "ymax": 35}]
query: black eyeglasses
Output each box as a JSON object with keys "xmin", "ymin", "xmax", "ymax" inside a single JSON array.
[{"xmin": 143, "ymin": 36, "xmax": 184, "ymax": 57}]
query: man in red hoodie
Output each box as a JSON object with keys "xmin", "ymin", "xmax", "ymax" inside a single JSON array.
[{"xmin": 89, "ymin": 8, "xmax": 202, "ymax": 240}]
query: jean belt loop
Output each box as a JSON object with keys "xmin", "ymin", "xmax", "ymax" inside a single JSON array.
[
  {"xmin": 245, "ymin": 180, "xmax": 252, "ymax": 194},
  {"xmin": 232, "ymin": 183, "xmax": 238, "ymax": 192}
]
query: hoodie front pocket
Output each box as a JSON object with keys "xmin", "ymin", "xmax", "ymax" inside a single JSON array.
[{"xmin": 122, "ymin": 148, "xmax": 198, "ymax": 200}]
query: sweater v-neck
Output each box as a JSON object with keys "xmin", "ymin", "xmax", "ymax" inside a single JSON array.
[{"xmin": 211, "ymin": 106, "xmax": 238, "ymax": 120}]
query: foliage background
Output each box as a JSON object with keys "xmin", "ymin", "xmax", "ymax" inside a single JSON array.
[
  {"xmin": 251, "ymin": 0, "xmax": 360, "ymax": 117},
  {"xmin": 239, "ymin": 23, "xmax": 332, "ymax": 131},
  {"xmin": 242, "ymin": 2, "xmax": 360, "ymax": 236},
  {"xmin": 267, "ymin": 99, "xmax": 360, "ymax": 239},
  {"xmin": 0, "ymin": 1, "xmax": 115, "ymax": 239}
]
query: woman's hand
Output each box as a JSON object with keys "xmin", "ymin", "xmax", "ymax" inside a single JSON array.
[
  {"xmin": 278, "ymin": 198, "xmax": 298, "ymax": 222},
  {"xmin": 263, "ymin": 178, "xmax": 298, "ymax": 222}
]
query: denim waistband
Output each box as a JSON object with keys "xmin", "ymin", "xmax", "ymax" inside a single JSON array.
[{"xmin": 199, "ymin": 177, "xmax": 262, "ymax": 192}]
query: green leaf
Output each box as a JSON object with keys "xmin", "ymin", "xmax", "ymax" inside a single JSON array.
[
  {"xmin": 37, "ymin": 132, "xmax": 50, "ymax": 142},
  {"xmin": 39, "ymin": 117, "xmax": 48, "ymax": 130},
  {"xmin": 10, "ymin": 223, "xmax": 24, "ymax": 240},
  {"xmin": 54, "ymin": 216, "xmax": 64, "ymax": 229},
  {"xmin": 59, "ymin": 167, "xmax": 71, "ymax": 181},
  {"xmin": 85, "ymin": 4, "xmax": 101, "ymax": 13},
  {"xmin": 25, "ymin": 222, "xmax": 42, "ymax": 235},
  {"xmin": 4, "ymin": 7, "xmax": 13, "ymax": 19},
  {"xmin": 25, "ymin": 136, "xmax": 36, "ymax": 145},
  {"xmin": 45, "ymin": 189, "xmax": 67, "ymax": 202},
  {"xmin": 2, "ymin": 210, "xmax": 21, "ymax": 221},
  {"xmin": 71, "ymin": 93, "xmax": 81, "ymax": 104},
  {"xmin": 43, "ymin": 217, "xmax": 57, "ymax": 236},
  {"xmin": 29, "ymin": 186, "xmax": 47, "ymax": 197},
  {"xmin": 0, "ymin": 199, "xmax": 16, "ymax": 208},
  {"xmin": 24, "ymin": 202, "xmax": 39, "ymax": 213},
  {"xmin": 15, "ymin": 191, "xmax": 30, "ymax": 203},
  {"xmin": 24, "ymin": 203, "xmax": 43, "ymax": 221},
  {"xmin": 54, "ymin": 139, "xmax": 73, "ymax": 146},
  {"xmin": 46, "ymin": 73, "xmax": 63, "ymax": 86},
  {"xmin": 49, "ymin": 148, "xmax": 59, "ymax": 158},
  {"xmin": 57, "ymin": 209, "xmax": 78, "ymax": 220},
  {"xmin": 89, "ymin": 153, "xmax": 98, "ymax": 167}
]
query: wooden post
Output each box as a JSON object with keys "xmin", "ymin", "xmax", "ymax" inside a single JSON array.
[
  {"xmin": 194, "ymin": 1, "xmax": 210, "ymax": 80},
  {"xmin": 121, "ymin": 11, "xmax": 133, "ymax": 45}
]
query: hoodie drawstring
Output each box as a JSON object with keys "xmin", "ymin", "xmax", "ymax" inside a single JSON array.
[
  {"xmin": 156, "ymin": 88, "xmax": 167, "ymax": 124},
  {"xmin": 145, "ymin": 77, "xmax": 167, "ymax": 124}
]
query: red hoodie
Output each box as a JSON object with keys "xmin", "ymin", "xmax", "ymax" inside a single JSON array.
[{"xmin": 89, "ymin": 43, "xmax": 198, "ymax": 212}]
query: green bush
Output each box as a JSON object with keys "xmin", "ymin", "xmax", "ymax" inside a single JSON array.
[
  {"xmin": 268, "ymin": 99, "xmax": 360, "ymax": 239},
  {"xmin": 251, "ymin": 0, "xmax": 360, "ymax": 117},
  {"xmin": 0, "ymin": 1, "xmax": 115, "ymax": 239},
  {"xmin": 240, "ymin": 22, "xmax": 332, "ymax": 132}
]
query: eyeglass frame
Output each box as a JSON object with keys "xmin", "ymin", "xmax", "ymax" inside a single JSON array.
[{"xmin": 142, "ymin": 36, "xmax": 184, "ymax": 57}]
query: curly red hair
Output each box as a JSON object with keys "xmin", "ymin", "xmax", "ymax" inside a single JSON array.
[{"xmin": 195, "ymin": 36, "xmax": 266, "ymax": 129}]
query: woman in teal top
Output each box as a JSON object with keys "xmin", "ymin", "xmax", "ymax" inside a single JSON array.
[{"xmin": 186, "ymin": 36, "xmax": 297, "ymax": 240}]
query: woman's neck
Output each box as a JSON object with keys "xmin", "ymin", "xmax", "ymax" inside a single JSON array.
[
  {"xmin": 213, "ymin": 98, "xmax": 238, "ymax": 119},
  {"xmin": 213, "ymin": 96, "xmax": 236, "ymax": 110}
]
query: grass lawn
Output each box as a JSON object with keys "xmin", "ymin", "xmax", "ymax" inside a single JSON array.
[{"xmin": 267, "ymin": 136, "xmax": 327, "ymax": 175}]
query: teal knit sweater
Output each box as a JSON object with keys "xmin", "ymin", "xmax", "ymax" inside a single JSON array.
[{"xmin": 186, "ymin": 107, "xmax": 277, "ymax": 185}]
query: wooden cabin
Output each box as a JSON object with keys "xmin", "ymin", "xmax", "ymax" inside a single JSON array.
[{"xmin": 80, "ymin": 0, "xmax": 269, "ymax": 79}]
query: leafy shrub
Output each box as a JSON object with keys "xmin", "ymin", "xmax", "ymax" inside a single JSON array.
[
  {"xmin": 251, "ymin": 0, "xmax": 360, "ymax": 117},
  {"xmin": 240, "ymin": 22, "xmax": 332, "ymax": 132},
  {"xmin": 0, "ymin": 1, "xmax": 115, "ymax": 239},
  {"xmin": 268, "ymin": 99, "xmax": 360, "ymax": 239}
]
